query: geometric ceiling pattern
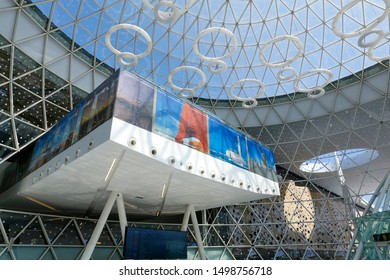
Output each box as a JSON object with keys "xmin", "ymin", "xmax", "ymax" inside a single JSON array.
[
  {"xmin": 0, "ymin": 179, "xmax": 354, "ymax": 260},
  {"xmin": 0, "ymin": 0, "xmax": 390, "ymax": 203}
]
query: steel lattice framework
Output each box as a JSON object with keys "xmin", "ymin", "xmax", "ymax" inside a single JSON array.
[{"xmin": 0, "ymin": 0, "xmax": 390, "ymax": 260}]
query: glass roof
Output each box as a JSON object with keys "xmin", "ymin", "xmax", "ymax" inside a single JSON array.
[
  {"xmin": 30, "ymin": 0, "xmax": 390, "ymax": 101},
  {"xmin": 299, "ymin": 148, "xmax": 379, "ymax": 173},
  {"xmin": 1, "ymin": 0, "xmax": 390, "ymax": 200}
]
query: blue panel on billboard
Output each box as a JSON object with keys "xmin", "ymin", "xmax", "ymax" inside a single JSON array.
[
  {"xmin": 208, "ymin": 117, "xmax": 248, "ymax": 169},
  {"xmin": 247, "ymin": 138, "xmax": 275, "ymax": 178},
  {"xmin": 247, "ymin": 138, "xmax": 275, "ymax": 168},
  {"xmin": 154, "ymin": 90, "xmax": 183, "ymax": 141}
]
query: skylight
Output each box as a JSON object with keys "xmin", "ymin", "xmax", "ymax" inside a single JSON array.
[
  {"xmin": 299, "ymin": 148, "xmax": 379, "ymax": 173},
  {"xmin": 30, "ymin": 0, "xmax": 390, "ymax": 101}
]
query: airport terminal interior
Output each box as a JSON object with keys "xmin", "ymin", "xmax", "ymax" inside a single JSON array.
[{"xmin": 0, "ymin": 0, "xmax": 390, "ymax": 260}]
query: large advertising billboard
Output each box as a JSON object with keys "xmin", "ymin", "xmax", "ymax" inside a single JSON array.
[
  {"xmin": 2, "ymin": 70, "xmax": 277, "ymax": 192},
  {"xmin": 28, "ymin": 71, "xmax": 119, "ymax": 172}
]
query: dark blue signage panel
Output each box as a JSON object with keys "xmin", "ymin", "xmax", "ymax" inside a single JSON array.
[{"xmin": 123, "ymin": 227, "xmax": 188, "ymax": 260}]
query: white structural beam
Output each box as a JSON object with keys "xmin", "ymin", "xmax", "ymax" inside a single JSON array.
[
  {"xmin": 181, "ymin": 204, "xmax": 192, "ymax": 232},
  {"xmin": 116, "ymin": 192, "xmax": 127, "ymax": 240},
  {"xmin": 190, "ymin": 206, "xmax": 207, "ymax": 260},
  {"xmin": 181, "ymin": 204, "xmax": 207, "ymax": 260},
  {"xmin": 81, "ymin": 191, "xmax": 119, "ymax": 260},
  {"xmin": 334, "ymin": 152, "xmax": 356, "ymax": 224}
]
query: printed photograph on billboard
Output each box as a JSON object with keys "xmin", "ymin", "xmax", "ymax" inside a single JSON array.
[
  {"xmin": 78, "ymin": 73, "xmax": 118, "ymax": 139},
  {"xmin": 154, "ymin": 91, "xmax": 209, "ymax": 153},
  {"xmin": 28, "ymin": 104, "xmax": 82, "ymax": 172},
  {"xmin": 28, "ymin": 72, "xmax": 119, "ymax": 172},
  {"xmin": 114, "ymin": 71, "xmax": 155, "ymax": 131},
  {"xmin": 175, "ymin": 103, "xmax": 209, "ymax": 154},
  {"xmin": 247, "ymin": 137, "xmax": 276, "ymax": 179},
  {"xmin": 154, "ymin": 91, "xmax": 182, "ymax": 141},
  {"xmin": 208, "ymin": 117, "xmax": 248, "ymax": 169}
]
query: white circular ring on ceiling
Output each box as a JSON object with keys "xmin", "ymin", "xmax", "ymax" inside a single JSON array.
[
  {"xmin": 307, "ymin": 87, "xmax": 326, "ymax": 99},
  {"xmin": 142, "ymin": 0, "xmax": 196, "ymax": 11},
  {"xmin": 207, "ymin": 59, "xmax": 228, "ymax": 74},
  {"xmin": 277, "ymin": 67, "xmax": 297, "ymax": 81},
  {"xmin": 168, "ymin": 66, "xmax": 206, "ymax": 97},
  {"xmin": 332, "ymin": 0, "xmax": 390, "ymax": 38},
  {"xmin": 242, "ymin": 99, "xmax": 258, "ymax": 108},
  {"xmin": 117, "ymin": 52, "xmax": 139, "ymax": 67},
  {"xmin": 143, "ymin": 0, "xmax": 195, "ymax": 22},
  {"xmin": 367, "ymin": 32, "xmax": 390, "ymax": 61},
  {"xmin": 153, "ymin": 1, "xmax": 180, "ymax": 24},
  {"xmin": 193, "ymin": 27, "xmax": 238, "ymax": 61},
  {"xmin": 229, "ymin": 79, "xmax": 265, "ymax": 108},
  {"xmin": 105, "ymin": 23, "xmax": 152, "ymax": 66},
  {"xmin": 293, "ymin": 69, "xmax": 334, "ymax": 93},
  {"xmin": 259, "ymin": 35, "xmax": 303, "ymax": 68},
  {"xmin": 179, "ymin": 88, "xmax": 195, "ymax": 98},
  {"xmin": 357, "ymin": 29, "xmax": 385, "ymax": 48},
  {"xmin": 142, "ymin": 0, "xmax": 154, "ymax": 10}
]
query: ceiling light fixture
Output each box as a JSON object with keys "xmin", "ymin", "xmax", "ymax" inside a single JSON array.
[
  {"xmin": 20, "ymin": 194, "xmax": 56, "ymax": 211},
  {"xmin": 161, "ymin": 184, "xmax": 167, "ymax": 198},
  {"xmin": 104, "ymin": 158, "xmax": 117, "ymax": 181}
]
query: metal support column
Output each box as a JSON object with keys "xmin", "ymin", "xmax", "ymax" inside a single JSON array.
[
  {"xmin": 190, "ymin": 206, "xmax": 207, "ymax": 260},
  {"xmin": 116, "ymin": 192, "xmax": 127, "ymax": 240},
  {"xmin": 334, "ymin": 152, "xmax": 356, "ymax": 224},
  {"xmin": 0, "ymin": 217, "xmax": 16, "ymax": 260},
  {"xmin": 81, "ymin": 191, "xmax": 118, "ymax": 260},
  {"xmin": 346, "ymin": 171, "xmax": 390, "ymax": 259},
  {"xmin": 181, "ymin": 204, "xmax": 192, "ymax": 232}
]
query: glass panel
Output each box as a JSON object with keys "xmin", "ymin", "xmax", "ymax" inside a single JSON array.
[
  {"xmin": 0, "ymin": 119, "xmax": 14, "ymax": 149},
  {"xmin": 0, "ymin": 250, "xmax": 12, "ymax": 260},
  {"xmin": 13, "ymin": 246, "xmax": 47, "ymax": 260},
  {"xmin": 13, "ymin": 48, "xmax": 40, "ymax": 77},
  {"xmin": 0, "ymin": 84, "xmax": 10, "ymax": 114},
  {"xmin": 17, "ymin": 217, "xmax": 46, "ymax": 245},
  {"xmin": 0, "ymin": 49, "xmax": 10, "ymax": 80},
  {"xmin": 105, "ymin": 222, "xmax": 122, "ymax": 245},
  {"xmin": 92, "ymin": 247, "xmax": 116, "ymax": 260},
  {"xmin": 0, "ymin": 212, "xmax": 36, "ymax": 241},
  {"xmin": 16, "ymin": 103, "xmax": 45, "ymax": 129},
  {"xmin": 53, "ymin": 221, "xmax": 83, "ymax": 246},
  {"xmin": 45, "ymin": 101, "xmax": 68, "ymax": 128},
  {"xmin": 13, "ymin": 69, "xmax": 43, "ymax": 96},
  {"xmin": 40, "ymin": 249, "xmax": 56, "ymax": 260},
  {"xmin": 109, "ymin": 250, "xmax": 123, "ymax": 260},
  {"xmin": 71, "ymin": 86, "xmax": 88, "ymax": 107},
  {"xmin": 11, "ymin": 84, "xmax": 41, "ymax": 114},
  {"xmin": 14, "ymin": 119, "xmax": 43, "ymax": 146},
  {"xmin": 52, "ymin": 247, "xmax": 83, "ymax": 260}
]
